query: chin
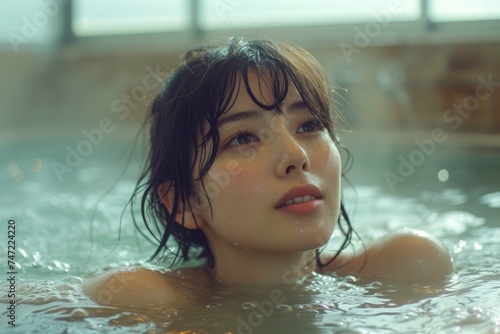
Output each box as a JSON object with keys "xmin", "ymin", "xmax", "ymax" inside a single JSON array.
[{"xmin": 291, "ymin": 228, "xmax": 334, "ymax": 252}]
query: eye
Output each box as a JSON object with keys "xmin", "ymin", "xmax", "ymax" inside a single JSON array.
[
  {"xmin": 226, "ymin": 131, "xmax": 259, "ymax": 147},
  {"xmin": 298, "ymin": 118, "xmax": 324, "ymax": 133}
]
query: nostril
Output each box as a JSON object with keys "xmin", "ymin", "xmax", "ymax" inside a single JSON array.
[{"xmin": 284, "ymin": 161, "xmax": 309, "ymax": 174}]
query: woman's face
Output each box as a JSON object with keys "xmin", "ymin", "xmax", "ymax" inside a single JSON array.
[{"xmin": 192, "ymin": 70, "xmax": 341, "ymax": 255}]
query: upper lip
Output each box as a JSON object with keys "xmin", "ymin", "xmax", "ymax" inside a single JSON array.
[{"xmin": 275, "ymin": 184, "xmax": 323, "ymax": 208}]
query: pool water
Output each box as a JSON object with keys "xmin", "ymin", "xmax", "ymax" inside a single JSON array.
[{"xmin": 1, "ymin": 138, "xmax": 499, "ymax": 333}]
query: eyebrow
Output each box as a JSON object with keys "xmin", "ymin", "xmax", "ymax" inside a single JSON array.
[
  {"xmin": 217, "ymin": 100, "xmax": 308, "ymax": 128},
  {"xmin": 287, "ymin": 100, "xmax": 307, "ymax": 112}
]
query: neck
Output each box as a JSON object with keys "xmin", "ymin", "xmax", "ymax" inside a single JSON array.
[{"xmin": 208, "ymin": 244, "xmax": 317, "ymax": 286}]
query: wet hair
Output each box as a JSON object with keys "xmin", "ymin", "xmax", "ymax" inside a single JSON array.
[{"xmin": 131, "ymin": 37, "xmax": 353, "ymax": 269}]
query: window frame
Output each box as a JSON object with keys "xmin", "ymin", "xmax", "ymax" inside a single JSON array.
[{"xmin": 3, "ymin": 0, "xmax": 500, "ymax": 53}]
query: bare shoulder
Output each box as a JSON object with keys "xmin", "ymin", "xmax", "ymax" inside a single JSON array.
[
  {"xmin": 83, "ymin": 266, "xmax": 208, "ymax": 309},
  {"xmin": 322, "ymin": 228, "xmax": 454, "ymax": 280}
]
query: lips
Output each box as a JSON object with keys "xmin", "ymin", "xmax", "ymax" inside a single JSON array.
[{"xmin": 275, "ymin": 185, "xmax": 323, "ymax": 209}]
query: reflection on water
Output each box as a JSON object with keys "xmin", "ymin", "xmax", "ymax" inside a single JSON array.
[
  {"xmin": 481, "ymin": 191, "xmax": 500, "ymax": 208},
  {"xmin": 1, "ymin": 141, "xmax": 499, "ymax": 333}
]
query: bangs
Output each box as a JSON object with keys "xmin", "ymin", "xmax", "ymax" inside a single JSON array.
[{"xmin": 209, "ymin": 39, "xmax": 332, "ymax": 127}]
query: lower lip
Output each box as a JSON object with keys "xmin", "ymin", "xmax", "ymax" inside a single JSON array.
[{"xmin": 277, "ymin": 199, "xmax": 322, "ymax": 214}]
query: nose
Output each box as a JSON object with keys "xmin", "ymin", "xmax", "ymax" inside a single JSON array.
[{"xmin": 274, "ymin": 132, "xmax": 310, "ymax": 177}]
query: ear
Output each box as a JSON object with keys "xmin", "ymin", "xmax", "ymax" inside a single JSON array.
[{"xmin": 157, "ymin": 181, "xmax": 205, "ymax": 230}]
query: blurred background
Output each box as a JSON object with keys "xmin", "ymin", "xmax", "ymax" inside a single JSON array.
[{"xmin": 1, "ymin": 0, "xmax": 500, "ymax": 192}]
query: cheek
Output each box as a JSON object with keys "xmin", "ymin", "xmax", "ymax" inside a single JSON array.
[
  {"xmin": 222, "ymin": 167, "xmax": 266, "ymax": 201},
  {"xmin": 315, "ymin": 142, "xmax": 341, "ymax": 177},
  {"xmin": 203, "ymin": 162, "xmax": 266, "ymax": 206},
  {"xmin": 199, "ymin": 164, "xmax": 265, "ymax": 240},
  {"xmin": 314, "ymin": 141, "xmax": 342, "ymax": 218}
]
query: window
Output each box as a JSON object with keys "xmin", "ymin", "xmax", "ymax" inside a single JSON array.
[
  {"xmin": 429, "ymin": 0, "xmax": 500, "ymax": 22},
  {"xmin": 0, "ymin": 1, "xmax": 59, "ymax": 50},
  {"xmin": 2, "ymin": 0, "xmax": 500, "ymax": 49},
  {"xmin": 199, "ymin": 0, "xmax": 420, "ymax": 30},
  {"xmin": 72, "ymin": 0, "xmax": 188, "ymax": 36}
]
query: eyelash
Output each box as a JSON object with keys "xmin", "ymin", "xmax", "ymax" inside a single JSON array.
[
  {"xmin": 223, "ymin": 117, "xmax": 324, "ymax": 148},
  {"xmin": 299, "ymin": 117, "xmax": 324, "ymax": 133}
]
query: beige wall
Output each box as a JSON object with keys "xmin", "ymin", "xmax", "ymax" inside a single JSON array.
[{"xmin": 1, "ymin": 41, "xmax": 499, "ymax": 142}]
